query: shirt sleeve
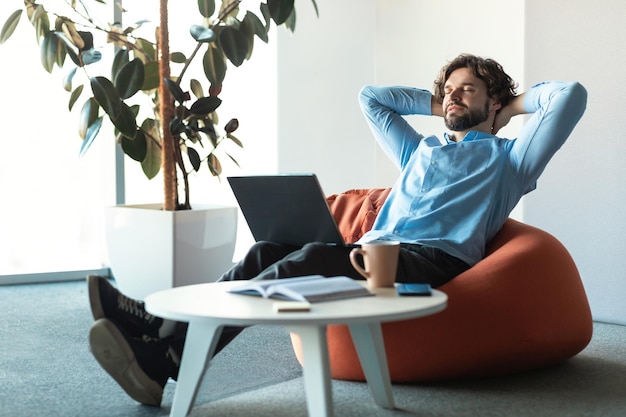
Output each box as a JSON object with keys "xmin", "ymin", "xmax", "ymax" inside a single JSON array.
[
  {"xmin": 511, "ymin": 81, "xmax": 587, "ymax": 190},
  {"xmin": 359, "ymin": 86, "xmax": 433, "ymax": 169}
]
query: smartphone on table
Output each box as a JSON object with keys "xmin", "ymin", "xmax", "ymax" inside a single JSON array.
[{"xmin": 396, "ymin": 283, "xmax": 432, "ymax": 296}]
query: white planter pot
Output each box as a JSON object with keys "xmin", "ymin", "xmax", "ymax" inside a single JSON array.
[{"xmin": 105, "ymin": 204, "xmax": 238, "ymax": 300}]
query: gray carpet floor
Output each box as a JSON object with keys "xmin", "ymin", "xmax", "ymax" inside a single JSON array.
[{"xmin": 1, "ymin": 280, "xmax": 626, "ymax": 417}]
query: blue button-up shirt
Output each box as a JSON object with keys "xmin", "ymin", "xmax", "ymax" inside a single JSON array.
[{"xmin": 358, "ymin": 81, "xmax": 587, "ymax": 266}]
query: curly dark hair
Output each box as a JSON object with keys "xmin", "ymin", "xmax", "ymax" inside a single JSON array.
[{"xmin": 433, "ymin": 54, "xmax": 518, "ymax": 107}]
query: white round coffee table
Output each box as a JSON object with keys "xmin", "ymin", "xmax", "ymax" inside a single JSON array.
[{"xmin": 145, "ymin": 281, "xmax": 447, "ymax": 417}]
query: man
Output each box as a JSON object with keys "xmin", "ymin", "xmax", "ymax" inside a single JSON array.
[{"xmin": 88, "ymin": 54, "xmax": 587, "ymax": 406}]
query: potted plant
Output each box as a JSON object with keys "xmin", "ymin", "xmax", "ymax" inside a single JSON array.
[{"xmin": 1, "ymin": 0, "xmax": 318, "ymax": 297}]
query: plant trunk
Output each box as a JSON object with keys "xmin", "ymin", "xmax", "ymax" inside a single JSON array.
[{"xmin": 158, "ymin": 0, "xmax": 177, "ymax": 211}]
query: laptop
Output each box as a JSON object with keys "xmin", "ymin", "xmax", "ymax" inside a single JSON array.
[{"xmin": 227, "ymin": 174, "xmax": 347, "ymax": 246}]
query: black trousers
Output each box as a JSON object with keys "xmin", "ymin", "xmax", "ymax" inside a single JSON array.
[
  {"xmin": 169, "ymin": 241, "xmax": 470, "ymax": 376},
  {"xmin": 220, "ymin": 241, "xmax": 470, "ymax": 286}
]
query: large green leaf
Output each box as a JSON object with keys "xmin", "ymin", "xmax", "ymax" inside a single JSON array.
[
  {"xmin": 135, "ymin": 37, "xmax": 156, "ymax": 63},
  {"xmin": 207, "ymin": 153, "xmax": 222, "ymax": 176},
  {"xmin": 79, "ymin": 117, "xmax": 103, "ymax": 157},
  {"xmin": 61, "ymin": 22, "xmax": 84, "ymax": 49},
  {"xmin": 171, "ymin": 51, "xmax": 187, "ymax": 63},
  {"xmin": 267, "ymin": 0, "xmax": 295, "ymax": 25},
  {"xmin": 190, "ymin": 79, "xmax": 204, "ymax": 99},
  {"xmin": 55, "ymin": 31, "xmax": 82, "ymax": 66},
  {"xmin": 111, "ymin": 48, "xmax": 129, "ymax": 80},
  {"xmin": 62, "ymin": 67, "xmax": 77, "ymax": 92},
  {"xmin": 31, "ymin": 6, "xmax": 49, "ymax": 41},
  {"xmin": 55, "ymin": 33, "xmax": 81, "ymax": 67},
  {"xmin": 260, "ymin": 3, "xmax": 271, "ymax": 31},
  {"xmin": 203, "ymin": 45, "xmax": 227, "ymax": 85},
  {"xmin": 113, "ymin": 102, "xmax": 138, "ymax": 139},
  {"xmin": 218, "ymin": 26, "xmax": 249, "ymax": 67},
  {"xmin": 57, "ymin": 48, "xmax": 69, "ymax": 70},
  {"xmin": 239, "ymin": 19, "xmax": 255, "ymax": 61},
  {"xmin": 40, "ymin": 31, "xmax": 58, "ymax": 73},
  {"xmin": 65, "ymin": 48, "xmax": 81, "ymax": 67},
  {"xmin": 190, "ymin": 96, "xmax": 222, "ymax": 115},
  {"xmin": 284, "ymin": 7, "xmax": 296, "ymax": 32},
  {"xmin": 90, "ymin": 76, "xmax": 122, "ymax": 119},
  {"xmin": 200, "ymin": 118, "xmax": 218, "ymax": 143},
  {"xmin": 169, "ymin": 117, "xmax": 186, "ymax": 136},
  {"xmin": 310, "ymin": 0, "xmax": 319, "ymax": 17},
  {"xmin": 164, "ymin": 77, "xmax": 187, "ymax": 104},
  {"xmin": 223, "ymin": 150, "xmax": 241, "ymax": 168},
  {"xmin": 114, "ymin": 58, "xmax": 144, "ymax": 99},
  {"xmin": 224, "ymin": 118, "xmax": 239, "ymax": 133},
  {"xmin": 68, "ymin": 84, "xmax": 84, "ymax": 111},
  {"xmin": 0, "ymin": 10, "xmax": 22, "ymax": 44},
  {"xmin": 54, "ymin": 43, "xmax": 68, "ymax": 69},
  {"xmin": 197, "ymin": 0, "xmax": 216, "ymax": 18},
  {"xmin": 141, "ymin": 61, "xmax": 159, "ymax": 91},
  {"xmin": 78, "ymin": 31, "xmax": 93, "ymax": 51},
  {"xmin": 187, "ymin": 147, "xmax": 201, "ymax": 172},
  {"xmin": 227, "ymin": 133, "xmax": 243, "ymax": 149},
  {"xmin": 190, "ymin": 25, "xmax": 215, "ymax": 43},
  {"xmin": 80, "ymin": 48, "xmax": 101, "ymax": 65},
  {"xmin": 141, "ymin": 132, "xmax": 161, "ymax": 179},
  {"xmin": 242, "ymin": 11, "xmax": 268, "ymax": 43},
  {"xmin": 121, "ymin": 129, "xmax": 147, "ymax": 162},
  {"xmin": 140, "ymin": 117, "xmax": 158, "ymax": 141},
  {"xmin": 78, "ymin": 97, "xmax": 100, "ymax": 140}
]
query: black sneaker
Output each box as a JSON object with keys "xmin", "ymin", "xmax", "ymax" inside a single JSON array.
[
  {"xmin": 89, "ymin": 318, "xmax": 180, "ymax": 407},
  {"xmin": 87, "ymin": 275, "xmax": 163, "ymax": 339}
]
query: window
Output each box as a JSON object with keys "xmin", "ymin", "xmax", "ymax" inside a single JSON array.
[
  {"xmin": 0, "ymin": 2, "xmax": 113, "ymax": 278},
  {"xmin": 0, "ymin": 1, "xmax": 276, "ymax": 281}
]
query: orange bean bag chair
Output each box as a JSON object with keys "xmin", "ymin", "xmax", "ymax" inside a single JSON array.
[{"xmin": 291, "ymin": 188, "xmax": 593, "ymax": 382}]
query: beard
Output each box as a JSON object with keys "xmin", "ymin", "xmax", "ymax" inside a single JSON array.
[{"xmin": 444, "ymin": 101, "xmax": 490, "ymax": 131}]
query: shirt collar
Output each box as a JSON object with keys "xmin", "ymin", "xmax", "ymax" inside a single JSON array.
[{"xmin": 444, "ymin": 131, "xmax": 495, "ymax": 144}]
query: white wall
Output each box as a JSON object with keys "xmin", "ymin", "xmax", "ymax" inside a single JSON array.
[
  {"xmin": 524, "ymin": 0, "xmax": 626, "ymax": 324},
  {"xmin": 278, "ymin": 0, "xmax": 626, "ymax": 324},
  {"xmin": 0, "ymin": 2, "xmax": 113, "ymax": 274},
  {"xmin": 277, "ymin": 0, "xmax": 378, "ymax": 194}
]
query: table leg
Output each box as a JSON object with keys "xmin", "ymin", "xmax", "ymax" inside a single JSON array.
[
  {"xmin": 348, "ymin": 322, "xmax": 396, "ymax": 409},
  {"xmin": 288, "ymin": 325, "xmax": 333, "ymax": 417},
  {"xmin": 169, "ymin": 321, "xmax": 223, "ymax": 417}
]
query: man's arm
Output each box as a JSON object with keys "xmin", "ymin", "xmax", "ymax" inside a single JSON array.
[
  {"xmin": 508, "ymin": 81, "xmax": 587, "ymax": 189},
  {"xmin": 359, "ymin": 86, "xmax": 434, "ymax": 169},
  {"xmin": 492, "ymin": 93, "xmax": 527, "ymax": 134},
  {"xmin": 431, "ymin": 95, "xmax": 445, "ymax": 118}
]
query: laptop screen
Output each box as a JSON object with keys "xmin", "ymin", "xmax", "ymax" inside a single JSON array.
[{"xmin": 227, "ymin": 174, "xmax": 345, "ymax": 246}]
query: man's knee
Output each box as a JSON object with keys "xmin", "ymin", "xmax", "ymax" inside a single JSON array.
[
  {"xmin": 300, "ymin": 242, "xmax": 331, "ymax": 256},
  {"xmin": 249, "ymin": 240, "xmax": 278, "ymax": 252},
  {"xmin": 249, "ymin": 241, "xmax": 297, "ymax": 258}
]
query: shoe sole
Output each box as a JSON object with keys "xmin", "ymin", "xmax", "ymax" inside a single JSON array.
[
  {"xmin": 87, "ymin": 275, "xmax": 106, "ymax": 321},
  {"xmin": 89, "ymin": 319, "xmax": 163, "ymax": 407}
]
